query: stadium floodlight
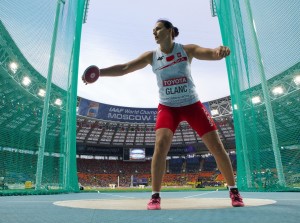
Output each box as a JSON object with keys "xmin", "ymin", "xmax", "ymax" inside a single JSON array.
[
  {"xmin": 272, "ymin": 86, "xmax": 284, "ymax": 96},
  {"xmin": 9, "ymin": 62, "xmax": 18, "ymax": 73},
  {"xmin": 251, "ymin": 96, "xmax": 261, "ymax": 104},
  {"xmin": 54, "ymin": 98, "xmax": 62, "ymax": 106},
  {"xmin": 38, "ymin": 89, "xmax": 46, "ymax": 97},
  {"xmin": 22, "ymin": 76, "xmax": 31, "ymax": 86},
  {"xmin": 211, "ymin": 109, "xmax": 219, "ymax": 116},
  {"xmin": 294, "ymin": 75, "xmax": 300, "ymax": 86}
]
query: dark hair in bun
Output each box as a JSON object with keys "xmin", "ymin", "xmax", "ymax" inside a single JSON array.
[
  {"xmin": 157, "ymin": 19, "xmax": 179, "ymax": 39},
  {"xmin": 173, "ymin": 27, "xmax": 179, "ymax": 38}
]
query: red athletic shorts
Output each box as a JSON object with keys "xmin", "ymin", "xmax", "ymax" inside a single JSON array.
[{"xmin": 155, "ymin": 101, "xmax": 217, "ymax": 137}]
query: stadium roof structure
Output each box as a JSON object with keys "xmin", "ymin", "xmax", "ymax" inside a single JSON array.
[
  {"xmin": 0, "ymin": 21, "xmax": 67, "ymax": 153},
  {"xmin": 76, "ymin": 96, "xmax": 236, "ymax": 154}
]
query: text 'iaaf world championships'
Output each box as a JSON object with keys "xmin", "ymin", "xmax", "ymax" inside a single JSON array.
[{"xmin": 107, "ymin": 107, "xmax": 157, "ymax": 123}]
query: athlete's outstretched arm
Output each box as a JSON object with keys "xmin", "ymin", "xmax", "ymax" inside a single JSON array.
[
  {"xmin": 184, "ymin": 44, "xmax": 230, "ymax": 61},
  {"xmin": 99, "ymin": 51, "xmax": 153, "ymax": 77}
]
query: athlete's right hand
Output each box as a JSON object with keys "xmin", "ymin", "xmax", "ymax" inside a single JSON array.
[{"xmin": 82, "ymin": 65, "xmax": 100, "ymax": 85}]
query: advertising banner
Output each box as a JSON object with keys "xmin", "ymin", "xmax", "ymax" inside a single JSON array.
[{"xmin": 78, "ymin": 98, "xmax": 157, "ymax": 123}]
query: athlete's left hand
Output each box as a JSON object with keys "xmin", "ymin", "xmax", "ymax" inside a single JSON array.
[{"xmin": 215, "ymin": 46, "xmax": 230, "ymax": 59}]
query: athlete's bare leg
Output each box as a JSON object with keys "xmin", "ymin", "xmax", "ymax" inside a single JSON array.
[
  {"xmin": 201, "ymin": 130, "xmax": 235, "ymax": 186},
  {"xmin": 151, "ymin": 128, "xmax": 173, "ymax": 192}
]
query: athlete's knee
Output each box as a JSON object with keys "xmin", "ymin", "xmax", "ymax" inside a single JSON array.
[
  {"xmin": 155, "ymin": 129, "xmax": 173, "ymax": 147},
  {"xmin": 212, "ymin": 148, "xmax": 227, "ymax": 159},
  {"xmin": 209, "ymin": 143, "xmax": 227, "ymax": 158},
  {"xmin": 154, "ymin": 137, "xmax": 172, "ymax": 157},
  {"xmin": 155, "ymin": 137, "xmax": 170, "ymax": 152},
  {"xmin": 204, "ymin": 137, "xmax": 226, "ymax": 156}
]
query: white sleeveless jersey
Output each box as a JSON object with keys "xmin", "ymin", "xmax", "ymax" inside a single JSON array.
[{"xmin": 152, "ymin": 43, "xmax": 199, "ymax": 107}]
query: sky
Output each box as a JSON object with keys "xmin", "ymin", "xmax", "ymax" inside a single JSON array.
[{"xmin": 77, "ymin": 0, "xmax": 230, "ymax": 108}]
